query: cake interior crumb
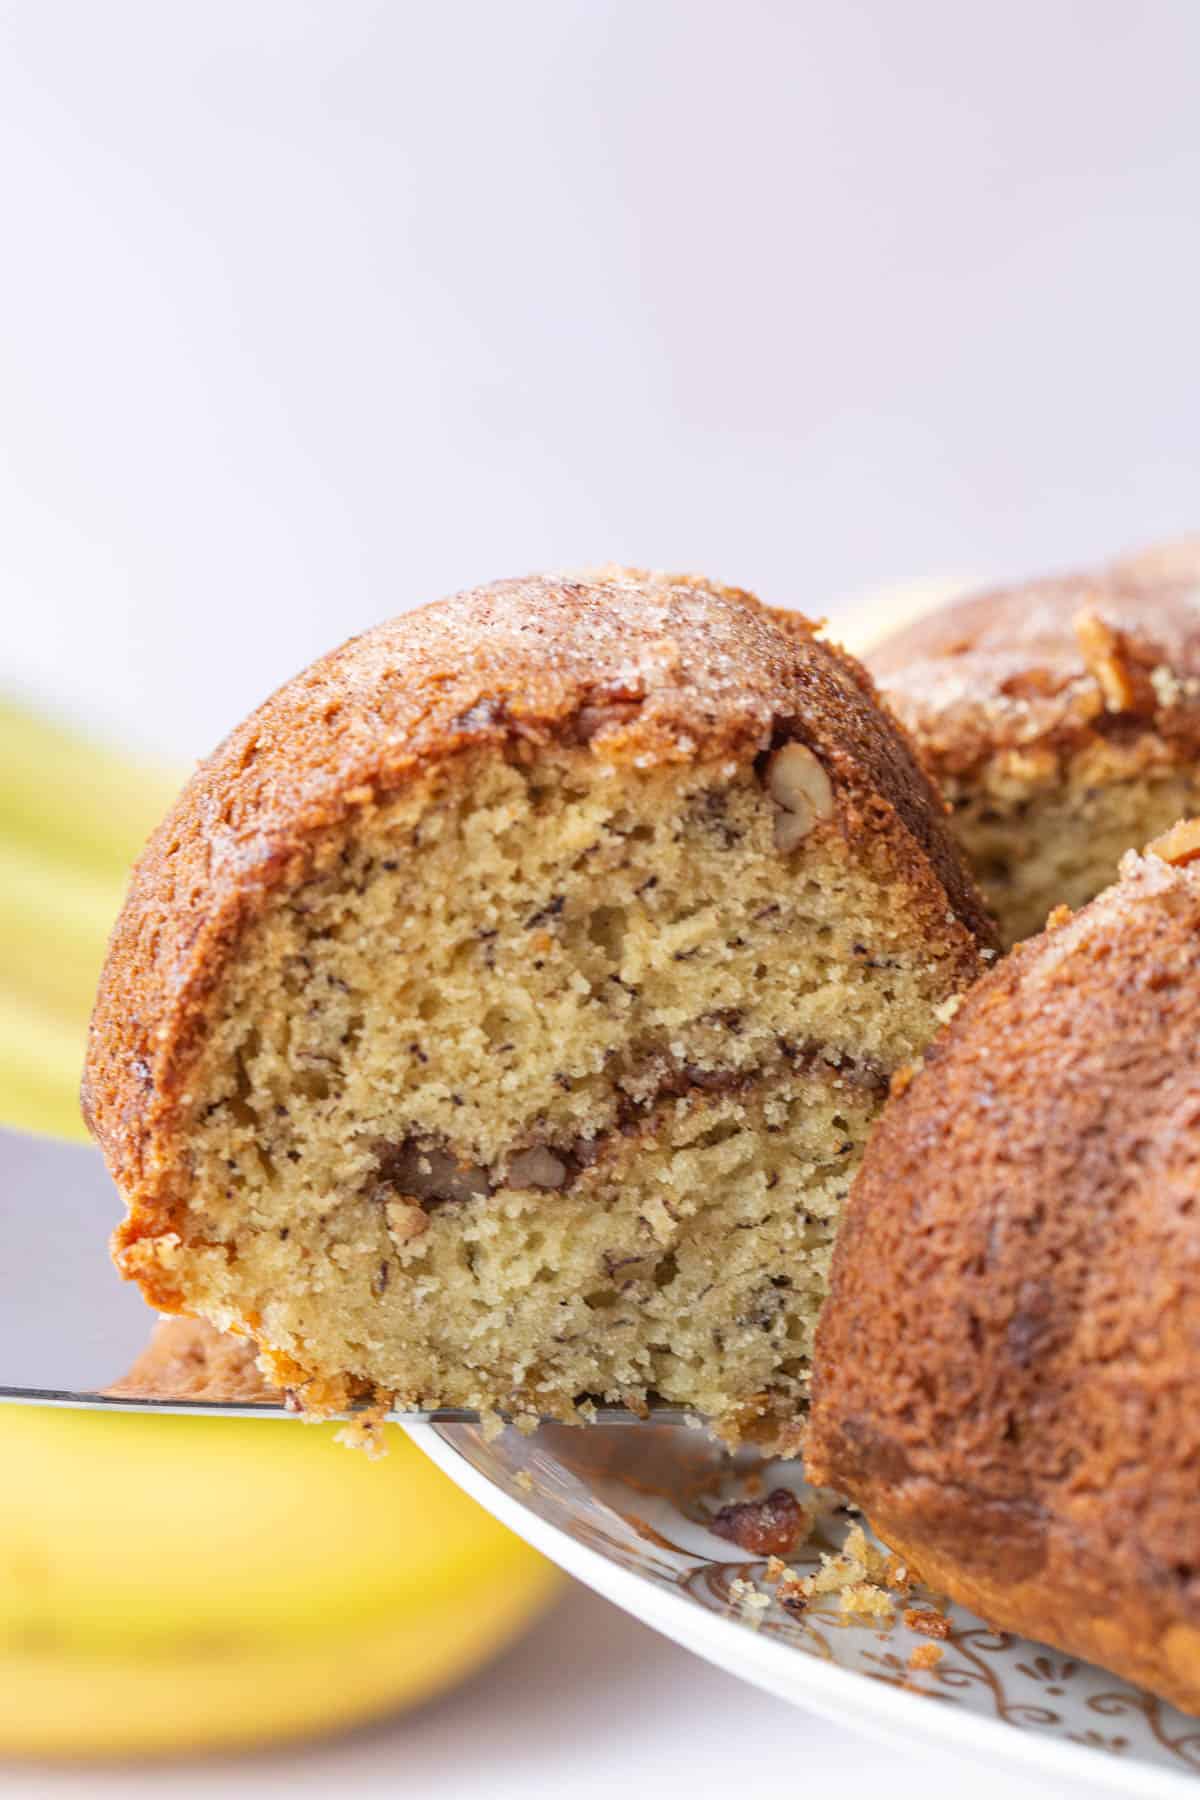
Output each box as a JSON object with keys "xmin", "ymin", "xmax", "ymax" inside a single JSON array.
[
  {"xmin": 127, "ymin": 744, "xmax": 972, "ymax": 1438},
  {"xmin": 948, "ymin": 754, "xmax": 1200, "ymax": 946}
]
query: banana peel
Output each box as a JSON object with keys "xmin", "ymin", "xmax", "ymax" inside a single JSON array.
[
  {"xmin": 0, "ymin": 697, "xmax": 178, "ymax": 1143},
  {"xmin": 0, "ymin": 1407, "xmax": 558, "ymax": 1757},
  {"xmin": 0, "ymin": 696, "xmax": 559, "ymax": 1756},
  {"xmin": 0, "ymin": 697, "xmax": 179, "ymax": 884}
]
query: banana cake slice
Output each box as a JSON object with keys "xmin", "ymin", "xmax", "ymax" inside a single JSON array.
[{"xmin": 84, "ymin": 569, "xmax": 992, "ymax": 1443}]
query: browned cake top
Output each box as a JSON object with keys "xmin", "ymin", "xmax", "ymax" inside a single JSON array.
[
  {"xmin": 870, "ymin": 551, "xmax": 1200, "ymax": 779},
  {"xmin": 83, "ymin": 569, "xmax": 992, "ymax": 1200},
  {"xmin": 808, "ymin": 840, "xmax": 1200, "ymax": 1604}
]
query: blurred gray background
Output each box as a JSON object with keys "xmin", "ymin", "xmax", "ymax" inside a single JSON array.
[{"xmin": 1, "ymin": 0, "xmax": 1197, "ymax": 760}]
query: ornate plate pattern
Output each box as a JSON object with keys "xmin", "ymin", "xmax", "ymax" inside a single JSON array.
[{"xmin": 411, "ymin": 1420, "xmax": 1200, "ymax": 1796}]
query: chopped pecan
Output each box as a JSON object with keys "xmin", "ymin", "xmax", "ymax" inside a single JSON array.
[
  {"xmin": 710, "ymin": 1487, "xmax": 809, "ymax": 1557},
  {"xmin": 506, "ymin": 1146, "xmax": 568, "ymax": 1190},
  {"xmin": 576, "ymin": 698, "xmax": 642, "ymax": 742},
  {"xmin": 1074, "ymin": 609, "xmax": 1156, "ymax": 715},
  {"xmin": 1149, "ymin": 818, "xmax": 1200, "ymax": 868},
  {"xmin": 375, "ymin": 1138, "xmax": 490, "ymax": 1206},
  {"xmin": 765, "ymin": 742, "xmax": 834, "ymax": 850}
]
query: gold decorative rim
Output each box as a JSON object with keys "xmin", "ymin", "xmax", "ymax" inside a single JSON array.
[{"xmin": 435, "ymin": 1418, "xmax": 1200, "ymax": 1782}]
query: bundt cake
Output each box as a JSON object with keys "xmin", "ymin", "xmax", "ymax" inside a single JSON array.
[
  {"xmin": 807, "ymin": 824, "xmax": 1200, "ymax": 1713},
  {"xmin": 84, "ymin": 569, "xmax": 992, "ymax": 1443},
  {"xmin": 870, "ymin": 539, "xmax": 1200, "ymax": 947}
]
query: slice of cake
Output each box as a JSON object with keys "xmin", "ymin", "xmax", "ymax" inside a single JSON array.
[
  {"xmin": 84, "ymin": 569, "xmax": 992, "ymax": 1444},
  {"xmin": 870, "ymin": 539, "xmax": 1200, "ymax": 947},
  {"xmin": 807, "ymin": 824, "xmax": 1200, "ymax": 1713}
]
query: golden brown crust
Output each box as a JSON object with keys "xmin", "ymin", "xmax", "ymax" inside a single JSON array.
[
  {"xmin": 869, "ymin": 553, "xmax": 1200, "ymax": 783},
  {"xmin": 807, "ymin": 845, "xmax": 1200, "ymax": 1713},
  {"xmin": 84, "ymin": 570, "xmax": 994, "ymax": 1272}
]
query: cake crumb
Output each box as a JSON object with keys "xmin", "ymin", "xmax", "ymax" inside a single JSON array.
[
  {"xmin": 842, "ymin": 1523, "xmax": 892, "ymax": 1579},
  {"xmin": 908, "ymin": 1642, "xmax": 944, "ymax": 1672},
  {"xmin": 904, "ymin": 1606, "xmax": 951, "ymax": 1639},
  {"xmin": 838, "ymin": 1581, "xmax": 895, "ymax": 1623},
  {"xmin": 881, "ymin": 1554, "xmax": 915, "ymax": 1595},
  {"xmin": 728, "ymin": 1576, "xmax": 772, "ymax": 1619},
  {"xmin": 772, "ymin": 1520, "xmax": 919, "ymax": 1622},
  {"xmin": 776, "ymin": 1571, "xmax": 809, "ymax": 1614},
  {"xmin": 515, "ymin": 1470, "xmax": 534, "ymax": 1493},
  {"xmin": 889, "ymin": 1061, "xmax": 921, "ymax": 1098},
  {"xmin": 334, "ymin": 1412, "xmax": 389, "ymax": 1459}
]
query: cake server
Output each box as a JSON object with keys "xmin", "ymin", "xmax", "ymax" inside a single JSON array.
[{"xmin": 0, "ymin": 1124, "xmax": 689, "ymax": 1423}]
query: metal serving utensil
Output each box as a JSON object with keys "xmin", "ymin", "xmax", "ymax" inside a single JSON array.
[{"xmin": 0, "ymin": 1125, "xmax": 689, "ymax": 1424}]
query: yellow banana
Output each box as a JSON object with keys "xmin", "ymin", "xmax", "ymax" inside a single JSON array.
[
  {"xmin": 0, "ymin": 698, "xmax": 177, "ymax": 881},
  {"xmin": 0, "ymin": 1407, "xmax": 557, "ymax": 1757},
  {"xmin": 0, "ymin": 698, "xmax": 178, "ymax": 1141},
  {"xmin": 0, "ymin": 838, "xmax": 125, "ymax": 1023}
]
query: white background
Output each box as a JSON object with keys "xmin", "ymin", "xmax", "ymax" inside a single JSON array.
[
  {"xmin": 1, "ymin": 3, "xmax": 1197, "ymax": 1794},
  {"xmin": 2, "ymin": 1, "xmax": 1198, "ymax": 763}
]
